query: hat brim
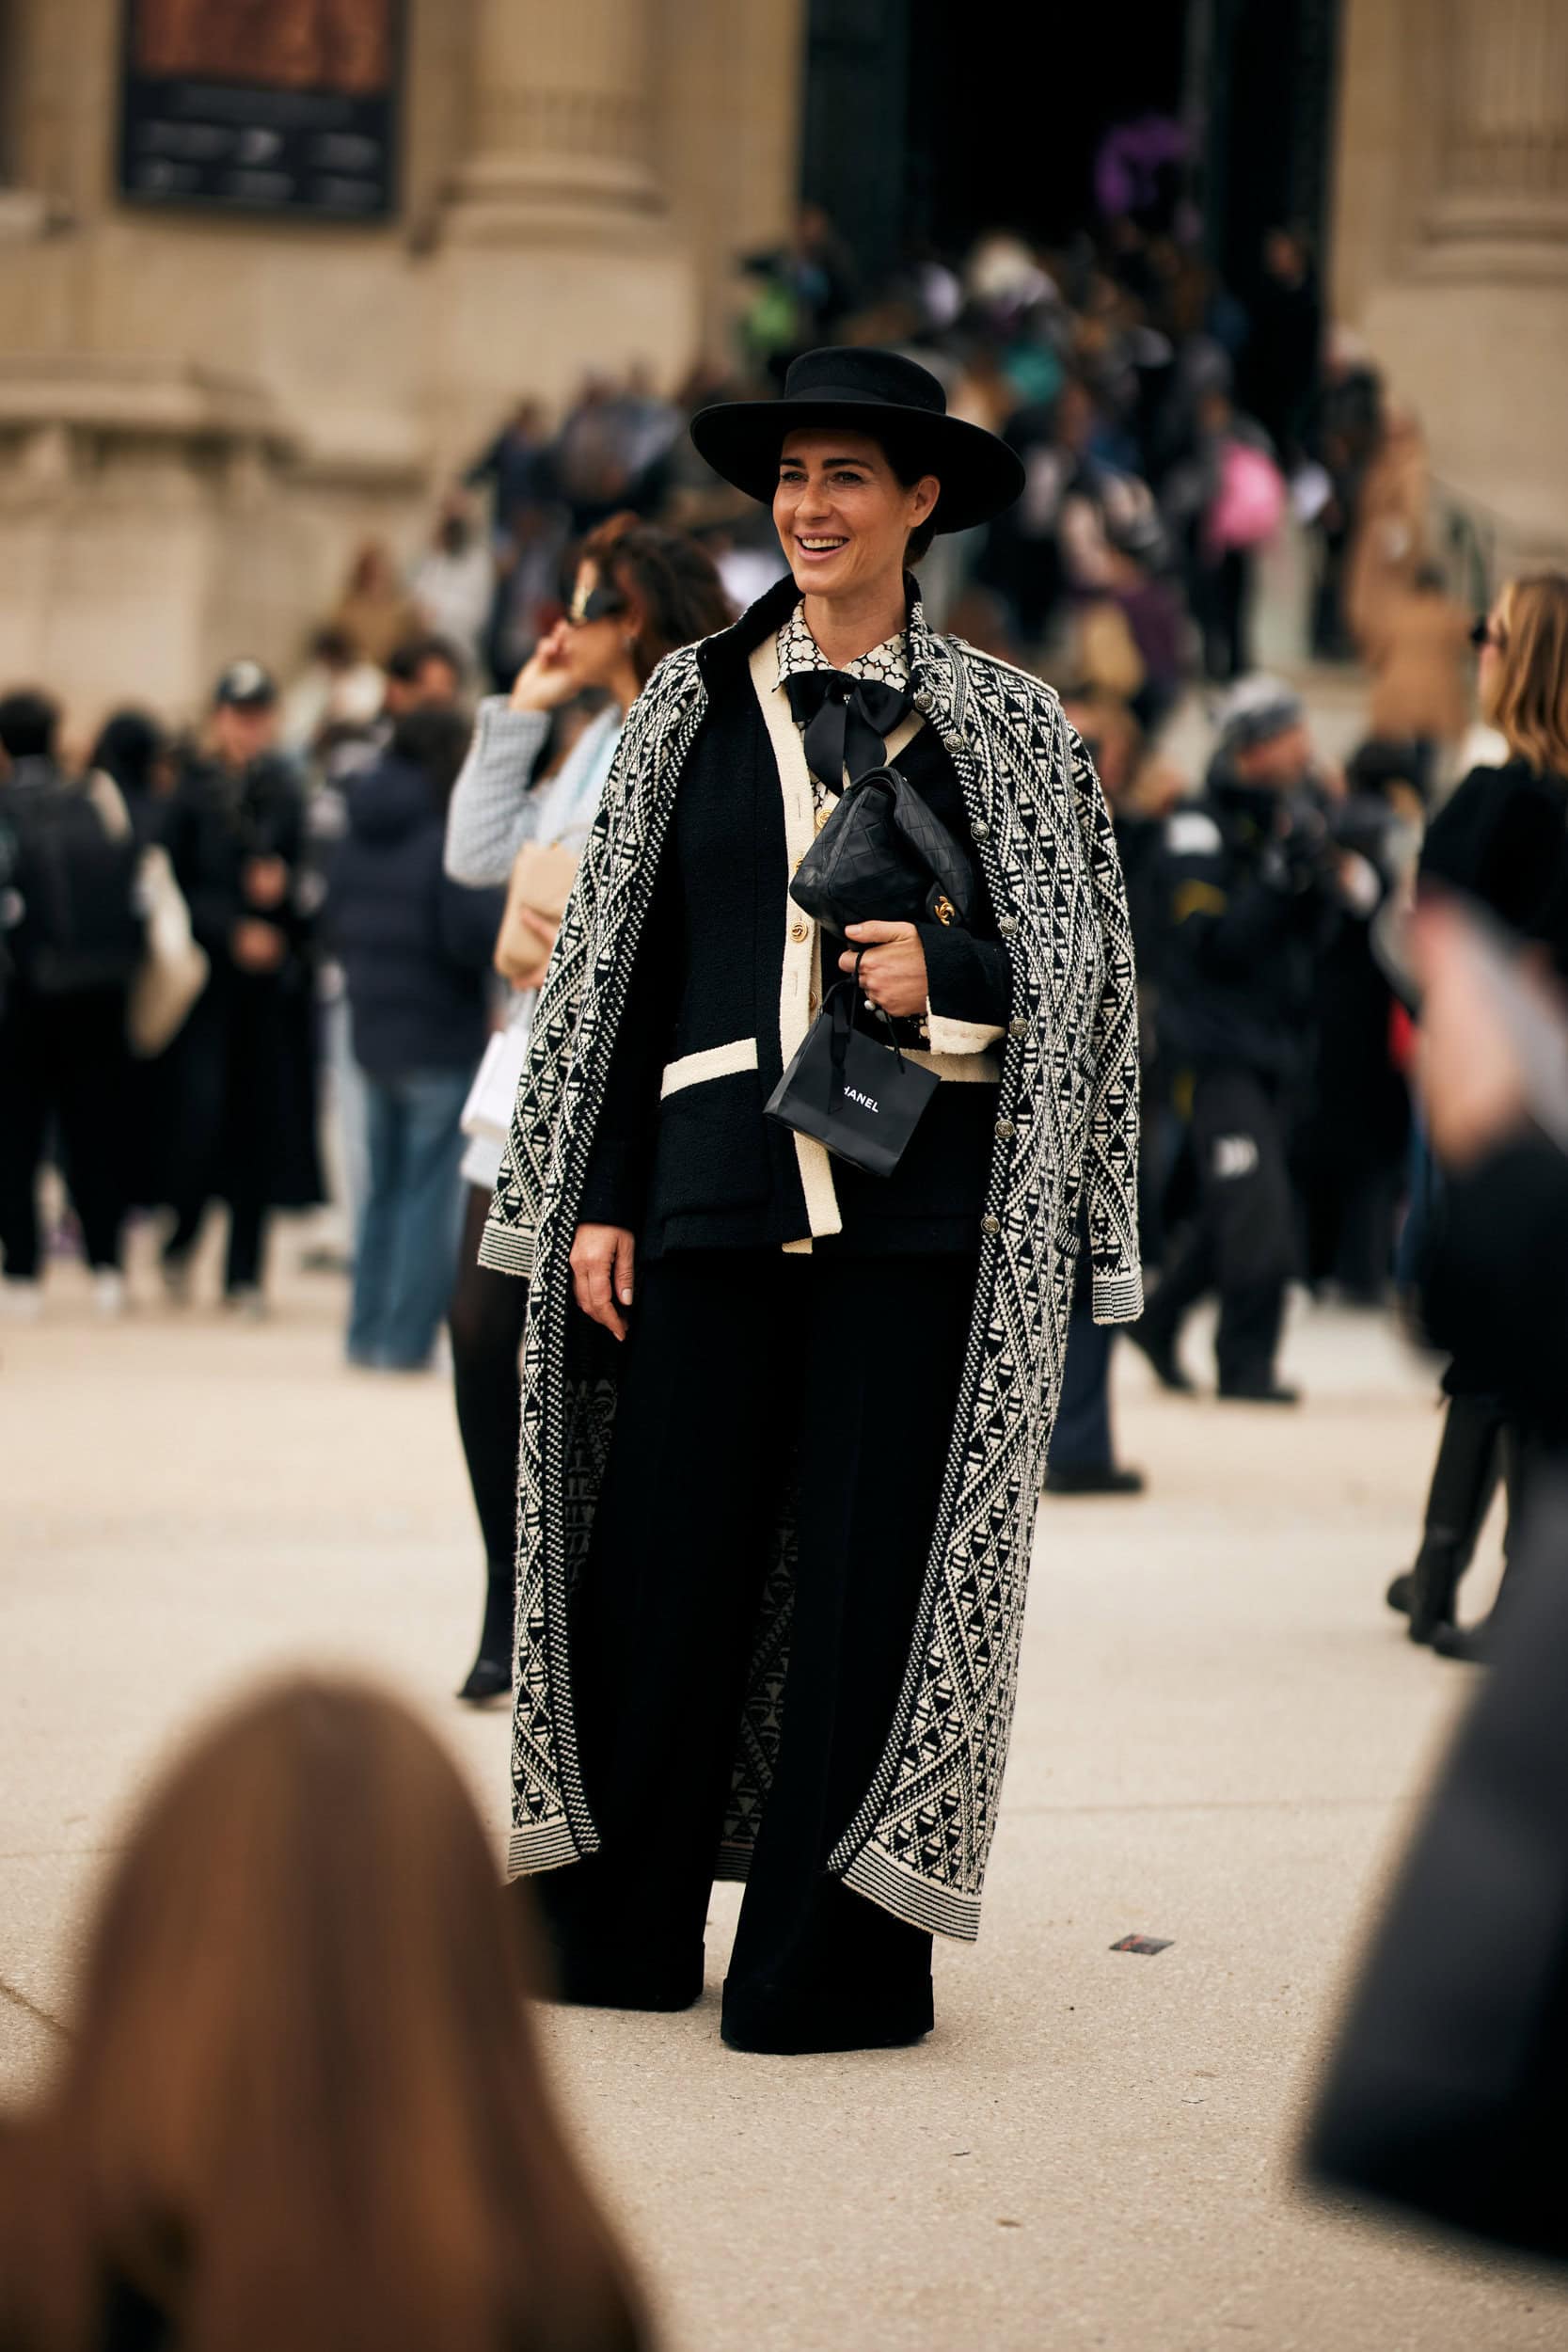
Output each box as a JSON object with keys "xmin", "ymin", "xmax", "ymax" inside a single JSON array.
[{"xmin": 689, "ymin": 395, "xmax": 1024, "ymax": 537}]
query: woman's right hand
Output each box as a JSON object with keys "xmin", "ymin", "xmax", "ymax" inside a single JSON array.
[
  {"xmin": 570, "ymin": 1224, "xmax": 637, "ymax": 1342},
  {"xmin": 510, "ymin": 622, "xmax": 578, "ymax": 714}
]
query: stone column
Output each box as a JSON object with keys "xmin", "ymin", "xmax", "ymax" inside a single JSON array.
[
  {"xmin": 1333, "ymin": 0, "xmax": 1568, "ymax": 543},
  {"xmin": 445, "ymin": 0, "xmax": 663, "ymax": 245},
  {"xmin": 1422, "ymin": 0, "xmax": 1568, "ymax": 273}
]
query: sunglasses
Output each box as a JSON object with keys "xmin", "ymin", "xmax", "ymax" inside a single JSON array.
[
  {"xmin": 566, "ymin": 581, "xmax": 629, "ymax": 628},
  {"xmin": 1470, "ymin": 616, "xmax": 1507, "ymax": 651}
]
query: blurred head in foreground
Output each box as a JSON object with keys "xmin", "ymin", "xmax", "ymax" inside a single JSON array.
[{"xmin": 0, "ymin": 1677, "xmax": 645, "ymax": 2352}]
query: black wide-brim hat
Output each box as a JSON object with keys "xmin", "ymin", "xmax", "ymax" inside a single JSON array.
[{"xmin": 690, "ymin": 346, "xmax": 1025, "ymax": 537}]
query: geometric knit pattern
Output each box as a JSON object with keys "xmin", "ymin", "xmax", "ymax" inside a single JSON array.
[{"xmin": 479, "ymin": 596, "xmax": 1142, "ymax": 1939}]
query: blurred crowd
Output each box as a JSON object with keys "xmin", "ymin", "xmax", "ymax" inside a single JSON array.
[
  {"xmin": 6, "ymin": 167, "xmax": 1568, "ymax": 2342},
  {"xmin": 0, "ymin": 192, "xmax": 1551, "ymax": 1607}
]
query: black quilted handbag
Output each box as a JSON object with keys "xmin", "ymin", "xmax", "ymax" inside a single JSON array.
[{"xmin": 789, "ymin": 764, "xmax": 976, "ymax": 935}]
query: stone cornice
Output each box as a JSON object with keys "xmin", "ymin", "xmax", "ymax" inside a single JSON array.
[
  {"xmin": 0, "ymin": 357, "xmax": 433, "ymax": 493},
  {"xmin": 0, "ymin": 356, "xmax": 297, "ymax": 453}
]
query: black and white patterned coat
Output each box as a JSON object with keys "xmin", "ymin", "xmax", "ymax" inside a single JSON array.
[{"xmin": 480, "ymin": 588, "xmax": 1142, "ymax": 1941}]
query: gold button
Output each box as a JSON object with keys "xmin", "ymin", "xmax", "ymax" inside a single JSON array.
[{"xmin": 790, "ymin": 921, "xmax": 809, "ymax": 944}]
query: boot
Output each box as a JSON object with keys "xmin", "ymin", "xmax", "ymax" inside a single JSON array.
[
  {"xmin": 457, "ymin": 1564, "xmax": 515, "ymax": 1704},
  {"xmin": 1405, "ymin": 1393, "xmax": 1505, "ymax": 1645},
  {"xmin": 1434, "ymin": 1424, "xmax": 1543, "ymax": 1664},
  {"xmin": 1432, "ymin": 1617, "xmax": 1493, "ymax": 1663}
]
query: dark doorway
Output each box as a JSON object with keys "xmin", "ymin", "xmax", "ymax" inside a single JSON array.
[
  {"xmin": 1199, "ymin": 0, "xmax": 1343, "ymax": 296},
  {"xmin": 802, "ymin": 0, "xmax": 1193, "ymax": 279},
  {"xmin": 904, "ymin": 0, "xmax": 1192, "ymax": 255},
  {"xmin": 800, "ymin": 0, "xmax": 1341, "ymax": 295}
]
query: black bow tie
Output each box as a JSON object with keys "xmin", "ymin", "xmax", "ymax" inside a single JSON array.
[{"xmin": 784, "ymin": 668, "xmax": 912, "ymax": 794}]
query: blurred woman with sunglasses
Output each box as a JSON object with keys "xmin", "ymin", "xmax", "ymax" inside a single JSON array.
[
  {"xmin": 1391, "ymin": 571, "xmax": 1568, "ymax": 1661},
  {"xmin": 443, "ymin": 516, "xmax": 731, "ymax": 1703},
  {"xmin": 1429, "ymin": 574, "xmax": 1568, "ymax": 961}
]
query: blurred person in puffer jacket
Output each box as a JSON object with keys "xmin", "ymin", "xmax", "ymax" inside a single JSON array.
[{"xmin": 325, "ymin": 710, "xmax": 503, "ymax": 1371}]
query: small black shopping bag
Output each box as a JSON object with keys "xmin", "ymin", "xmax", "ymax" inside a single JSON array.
[{"xmin": 765, "ymin": 977, "xmax": 939, "ymax": 1179}]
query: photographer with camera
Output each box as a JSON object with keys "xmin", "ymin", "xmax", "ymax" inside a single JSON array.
[{"xmin": 1130, "ymin": 679, "xmax": 1358, "ymax": 1403}]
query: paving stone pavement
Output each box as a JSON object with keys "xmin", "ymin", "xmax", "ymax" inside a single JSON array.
[{"xmin": 5, "ymin": 1228, "xmax": 1565, "ymax": 2350}]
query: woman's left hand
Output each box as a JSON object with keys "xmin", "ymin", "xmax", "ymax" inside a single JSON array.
[{"xmin": 841, "ymin": 921, "xmax": 928, "ymax": 1019}]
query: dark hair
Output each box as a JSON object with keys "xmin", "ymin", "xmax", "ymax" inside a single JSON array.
[
  {"xmin": 387, "ymin": 634, "xmax": 465, "ymax": 687},
  {"xmin": 90, "ymin": 710, "xmax": 165, "ymax": 799},
  {"xmin": 0, "ymin": 689, "xmax": 60, "ymax": 762},
  {"xmin": 577, "ymin": 515, "xmax": 733, "ymax": 684},
  {"xmin": 865, "ymin": 422, "xmax": 942, "ymax": 564},
  {"xmin": 390, "ymin": 707, "xmax": 471, "ymax": 806},
  {"xmin": 0, "ymin": 1677, "xmax": 648, "ymax": 2352},
  {"xmin": 1487, "ymin": 572, "xmax": 1568, "ymax": 775},
  {"xmin": 308, "ymin": 625, "xmax": 360, "ymax": 668}
]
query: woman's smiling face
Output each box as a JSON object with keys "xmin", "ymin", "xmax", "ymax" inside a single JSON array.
[{"xmin": 772, "ymin": 428, "xmax": 939, "ymax": 603}]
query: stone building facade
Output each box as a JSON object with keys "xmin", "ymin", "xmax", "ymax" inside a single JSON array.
[
  {"xmin": 0, "ymin": 0, "xmax": 1564, "ymax": 722},
  {"xmin": 1333, "ymin": 0, "xmax": 1568, "ymax": 560},
  {"xmin": 0, "ymin": 0, "xmax": 804, "ymax": 720}
]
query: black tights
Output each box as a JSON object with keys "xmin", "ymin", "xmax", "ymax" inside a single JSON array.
[{"xmin": 448, "ymin": 1185, "xmax": 528, "ymax": 1652}]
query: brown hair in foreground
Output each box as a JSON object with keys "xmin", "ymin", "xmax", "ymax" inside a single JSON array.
[
  {"xmin": 1486, "ymin": 571, "xmax": 1568, "ymax": 776},
  {"xmin": 578, "ymin": 512, "xmax": 734, "ymax": 685},
  {"xmin": 0, "ymin": 1677, "xmax": 646, "ymax": 2352}
]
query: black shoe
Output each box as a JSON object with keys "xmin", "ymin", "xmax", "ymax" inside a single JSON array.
[
  {"xmin": 1124, "ymin": 1322, "xmax": 1196, "ymax": 1394},
  {"xmin": 721, "ymin": 1979, "xmax": 933, "ymax": 2056},
  {"xmin": 1216, "ymin": 1377, "xmax": 1300, "ymax": 1406},
  {"xmin": 1431, "ymin": 1616, "xmax": 1494, "ymax": 1663},
  {"xmin": 457, "ymin": 1650, "xmax": 512, "ymax": 1704},
  {"xmin": 551, "ymin": 1969, "xmax": 705, "ymax": 2013},
  {"xmin": 1045, "ymin": 1462, "xmax": 1147, "ymax": 1497},
  {"xmin": 459, "ymin": 1567, "xmax": 515, "ymax": 1704},
  {"xmin": 546, "ymin": 1950, "xmax": 705, "ymax": 2012},
  {"xmin": 1392, "ymin": 1568, "xmax": 1446, "ymax": 1647}
]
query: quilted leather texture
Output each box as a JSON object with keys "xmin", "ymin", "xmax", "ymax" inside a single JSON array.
[{"xmin": 789, "ymin": 764, "xmax": 976, "ymax": 935}]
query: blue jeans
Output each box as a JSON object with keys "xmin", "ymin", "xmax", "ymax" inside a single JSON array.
[
  {"xmin": 1049, "ymin": 1247, "xmax": 1116, "ymax": 1470},
  {"xmin": 349, "ymin": 1067, "xmax": 470, "ymax": 1369}
]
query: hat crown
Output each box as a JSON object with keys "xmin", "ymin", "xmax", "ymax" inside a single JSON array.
[{"xmin": 781, "ymin": 346, "xmax": 946, "ymax": 418}]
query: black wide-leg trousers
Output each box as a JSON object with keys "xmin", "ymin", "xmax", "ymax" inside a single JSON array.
[{"xmin": 532, "ymin": 1247, "xmax": 977, "ymax": 2052}]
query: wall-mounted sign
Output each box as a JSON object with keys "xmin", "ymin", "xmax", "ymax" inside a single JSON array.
[{"xmin": 118, "ymin": 0, "xmax": 402, "ymax": 222}]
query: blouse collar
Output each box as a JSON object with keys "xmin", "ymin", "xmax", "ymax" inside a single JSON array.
[{"xmin": 774, "ymin": 598, "xmax": 911, "ymax": 695}]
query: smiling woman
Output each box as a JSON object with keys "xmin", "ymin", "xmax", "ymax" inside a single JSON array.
[
  {"xmin": 773, "ymin": 430, "xmax": 940, "ymax": 665},
  {"xmin": 477, "ymin": 344, "xmax": 1143, "ymax": 2059}
]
